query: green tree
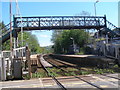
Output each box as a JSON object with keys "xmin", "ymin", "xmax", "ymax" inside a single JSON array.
[
  {"xmin": 1, "ymin": 22, "xmax": 42, "ymax": 54},
  {"xmin": 0, "ymin": 22, "xmax": 10, "ymax": 50},
  {"xmin": 18, "ymin": 32, "xmax": 42, "ymax": 54},
  {"xmin": 0, "ymin": 22, "xmax": 7, "ymax": 34},
  {"xmin": 52, "ymin": 29, "xmax": 89, "ymax": 54}
]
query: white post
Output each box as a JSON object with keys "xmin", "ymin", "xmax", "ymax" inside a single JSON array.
[
  {"xmin": 14, "ymin": 38, "xmax": 16, "ymax": 57},
  {"xmin": 1, "ymin": 58, "xmax": 6, "ymax": 81},
  {"xmin": 106, "ymin": 34, "xmax": 109, "ymax": 44},
  {"xmin": 103, "ymin": 41, "xmax": 106, "ymax": 56},
  {"xmin": 0, "ymin": 52, "xmax": 6, "ymax": 81},
  {"xmin": 70, "ymin": 37, "xmax": 75, "ymax": 53}
]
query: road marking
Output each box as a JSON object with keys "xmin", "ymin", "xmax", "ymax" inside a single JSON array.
[
  {"xmin": 65, "ymin": 82, "xmax": 86, "ymax": 85},
  {"xmin": 1, "ymin": 80, "xmax": 25, "ymax": 85},
  {"xmin": 100, "ymin": 85, "xmax": 108, "ymax": 88},
  {"xmin": 92, "ymin": 76, "xmax": 118, "ymax": 87},
  {"xmin": 39, "ymin": 78, "xmax": 44, "ymax": 88},
  {"xmin": 0, "ymin": 82, "xmax": 2, "ymax": 90},
  {"xmin": 66, "ymin": 84, "xmax": 95, "ymax": 88},
  {"xmin": 2, "ymin": 84, "xmax": 42, "ymax": 88},
  {"xmin": 108, "ymin": 78, "xmax": 118, "ymax": 81},
  {"xmin": 44, "ymin": 84, "xmax": 54, "ymax": 87},
  {"xmin": 32, "ymin": 85, "xmax": 40, "ymax": 87}
]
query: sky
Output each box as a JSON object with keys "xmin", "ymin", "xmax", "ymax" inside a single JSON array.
[
  {"xmin": 118, "ymin": 1, "xmax": 120, "ymax": 27},
  {"xmin": 1, "ymin": 1, "xmax": 119, "ymax": 46}
]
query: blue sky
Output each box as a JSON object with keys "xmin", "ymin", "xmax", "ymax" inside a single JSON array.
[
  {"xmin": 1, "ymin": 2, "xmax": 119, "ymax": 46},
  {"xmin": 118, "ymin": 1, "xmax": 120, "ymax": 27}
]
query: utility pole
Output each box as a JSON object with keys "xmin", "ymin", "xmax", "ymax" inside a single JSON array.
[
  {"xmin": 10, "ymin": 0, "xmax": 13, "ymax": 76},
  {"xmin": 26, "ymin": 46, "xmax": 31, "ymax": 78},
  {"xmin": 10, "ymin": 0, "xmax": 12, "ymax": 55}
]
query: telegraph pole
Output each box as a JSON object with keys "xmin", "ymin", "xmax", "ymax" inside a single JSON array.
[
  {"xmin": 10, "ymin": 0, "xmax": 12, "ymax": 55},
  {"xmin": 10, "ymin": 0, "xmax": 13, "ymax": 76}
]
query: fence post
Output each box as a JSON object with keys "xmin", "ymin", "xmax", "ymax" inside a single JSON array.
[
  {"xmin": 26, "ymin": 46, "xmax": 31, "ymax": 78},
  {"xmin": 104, "ymin": 15, "xmax": 107, "ymax": 27}
]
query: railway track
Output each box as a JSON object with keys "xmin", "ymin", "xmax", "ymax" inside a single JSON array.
[
  {"xmin": 101, "ymin": 74, "xmax": 120, "ymax": 80},
  {"xmin": 42, "ymin": 55, "xmax": 104, "ymax": 90},
  {"xmin": 44, "ymin": 55, "xmax": 82, "ymax": 72},
  {"xmin": 40, "ymin": 55, "xmax": 67, "ymax": 90},
  {"xmin": 45, "ymin": 55, "xmax": 77, "ymax": 67},
  {"xmin": 39, "ymin": 54, "xmax": 119, "ymax": 89}
]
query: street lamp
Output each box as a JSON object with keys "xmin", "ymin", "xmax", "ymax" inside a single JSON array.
[
  {"xmin": 94, "ymin": 0, "xmax": 99, "ymax": 16},
  {"xmin": 70, "ymin": 37, "xmax": 75, "ymax": 53},
  {"xmin": 94, "ymin": 0, "xmax": 99, "ymax": 55}
]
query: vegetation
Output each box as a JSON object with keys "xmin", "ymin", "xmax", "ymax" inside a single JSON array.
[
  {"xmin": 41, "ymin": 45, "xmax": 53, "ymax": 54},
  {"xmin": 51, "ymin": 11, "xmax": 94, "ymax": 54},
  {"xmin": 93, "ymin": 68, "xmax": 114, "ymax": 74},
  {"xmin": 0, "ymin": 22, "xmax": 7, "ymax": 34},
  {"xmin": 51, "ymin": 30, "xmax": 90, "ymax": 54},
  {"xmin": 0, "ymin": 22, "xmax": 10, "ymax": 50},
  {"xmin": 23, "ymin": 74, "xmax": 31, "ymax": 80},
  {"xmin": 32, "ymin": 72, "xmax": 48, "ymax": 78},
  {"xmin": 0, "ymin": 22, "xmax": 43, "ymax": 53},
  {"xmin": 29, "ymin": 64, "xmax": 120, "ymax": 79},
  {"xmin": 18, "ymin": 32, "xmax": 42, "ymax": 54}
]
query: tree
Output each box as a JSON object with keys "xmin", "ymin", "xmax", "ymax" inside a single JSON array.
[
  {"xmin": 0, "ymin": 22, "xmax": 7, "ymax": 34},
  {"xmin": 0, "ymin": 22, "xmax": 10, "ymax": 50},
  {"xmin": 51, "ymin": 11, "xmax": 92, "ymax": 54},
  {"xmin": 18, "ymin": 32, "xmax": 42, "ymax": 54},
  {"xmin": 52, "ymin": 29, "xmax": 89, "ymax": 54},
  {"xmin": 1, "ymin": 22, "xmax": 42, "ymax": 54}
]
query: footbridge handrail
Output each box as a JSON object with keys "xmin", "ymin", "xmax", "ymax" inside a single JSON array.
[
  {"xmin": 1, "ymin": 15, "xmax": 119, "ymax": 43},
  {"xmin": 14, "ymin": 16, "xmax": 107, "ymax": 30},
  {"xmin": 1, "ymin": 21, "xmax": 13, "ymax": 36},
  {"xmin": 106, "ymin": 20, "xmax": 117, "ymax": 30}
]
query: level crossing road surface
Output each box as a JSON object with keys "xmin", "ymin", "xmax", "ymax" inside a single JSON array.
[{"xmin": 1, "ymin": 73, "xmax": 119, "ymax": 89}]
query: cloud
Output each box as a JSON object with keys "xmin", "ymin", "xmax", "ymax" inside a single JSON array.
[
  {"xmin": 40, "ymin": 43, "xmax": 53, "ymax": 47},
  {"xmin": 39, "ymin": 35, "xmax": 51, "ymax": 38}
]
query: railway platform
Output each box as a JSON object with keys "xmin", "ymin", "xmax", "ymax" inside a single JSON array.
[
  {"xmin": 50, "ymin": 54, "xmax": 115, "ymax": 68},
  {"xmin": 40, "ymin": 55, "xmax": 53, "ymax": 67}
]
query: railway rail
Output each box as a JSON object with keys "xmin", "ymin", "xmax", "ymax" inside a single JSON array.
[
  {"xmin": 40, "ymin": 55, "xmax": 67, "ymax": 90},
  {"xmin": 1, "ymin": 54, "xmax": 119, "ymax": 89},
  {"xmin": 42, "ymin": 55, "xmax": 104, "ymax": 90},
  {"xmin": 39, "ymin": 54, "xmax": 119, "ymax": 89},
  {"xmin": 44, "ymin": 55, "xmax": 77, "ymax": 67}
]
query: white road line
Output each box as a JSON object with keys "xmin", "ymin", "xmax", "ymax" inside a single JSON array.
[
  {"xmin": 39, "ymin": 78, "xmax": 44, "ymax": 88},
  {"xmin": 0, "ymin": 82, "xmax": 2, "ymax": 90},
  {"xmin": 2, "ymin": 83, "xmax": 42, "ymax": 88},
  {"xmin": 92, "ymin": 76, "xmax": 118, "ymax": 87}
]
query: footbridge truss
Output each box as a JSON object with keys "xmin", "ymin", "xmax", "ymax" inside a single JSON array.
[
  {"xmin": 1, "ymin": 15, "xmax": 118, "ymax": 43},
  {"xmin": 14, "ymin": 16, "xmax": 107, "ymax": 30}
]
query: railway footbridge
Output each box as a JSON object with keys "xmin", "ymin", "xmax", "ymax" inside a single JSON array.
[{"xmin": 1, "ymin": 15, "xmax": 119, "ymax": 44}]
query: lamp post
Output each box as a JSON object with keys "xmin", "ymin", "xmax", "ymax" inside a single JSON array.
[
  {"xmin": 94, "ymin": 0, "xmax": 99, "ymax": 55},
  {"xmin": 94, "ymin": 0, "xmax": 99, "ymax": 16},
  {"xmin": 70, "ymin": 37, "xmax": 75, "ymax": 53}
]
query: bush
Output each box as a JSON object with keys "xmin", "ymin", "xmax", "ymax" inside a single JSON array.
[{"xmin": 75, "ymin": 47, "xmax": 92, "ymax": 55}]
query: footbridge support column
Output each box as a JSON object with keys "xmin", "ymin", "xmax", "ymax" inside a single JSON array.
[{"xmin": 13, "ymin": 31, "xmax": 18, "ymax": 57}]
